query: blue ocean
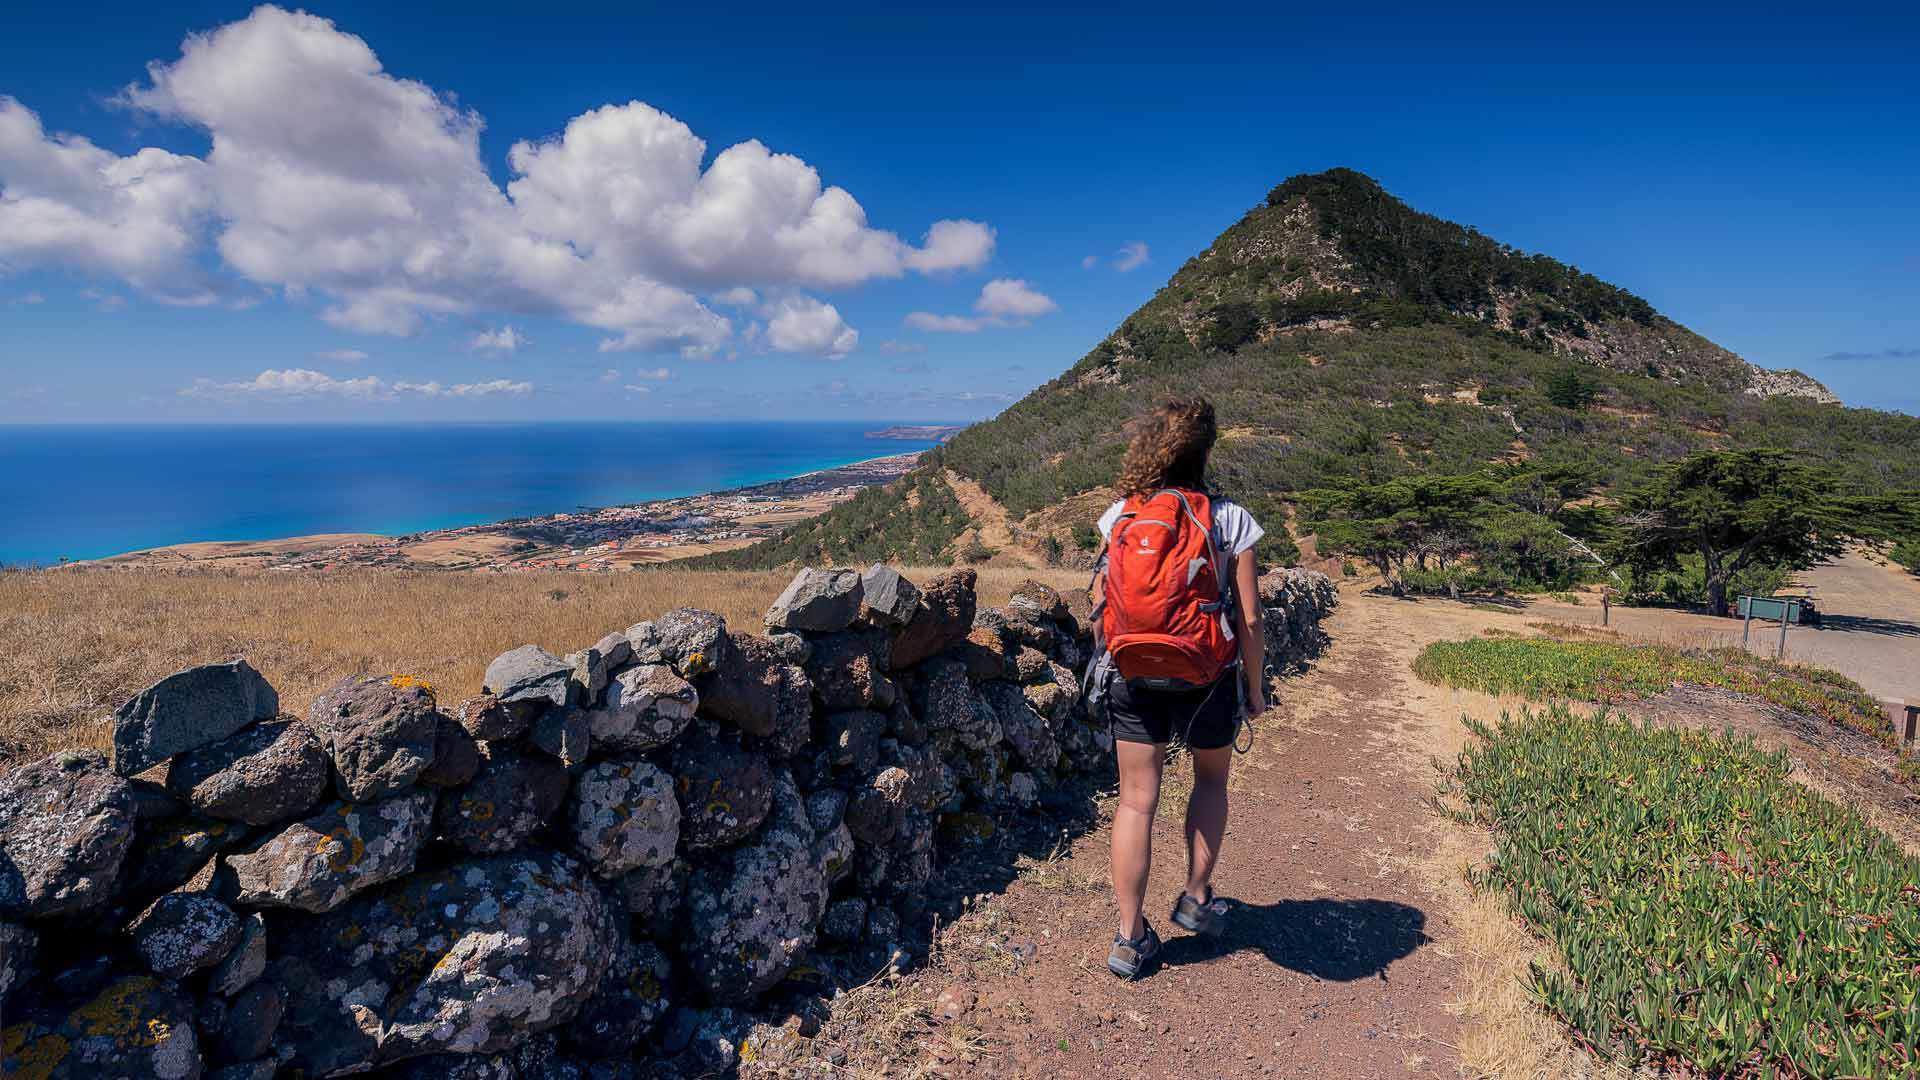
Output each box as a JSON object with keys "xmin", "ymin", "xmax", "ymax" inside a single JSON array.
[{"xmin": 0, "ymin": 422, "xmax": 944, "ymax": 566}]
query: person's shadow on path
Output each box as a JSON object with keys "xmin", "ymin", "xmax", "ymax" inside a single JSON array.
[{"xmin": 1157, "ymin": 897, "xmax": 1430, "ymax": 981}]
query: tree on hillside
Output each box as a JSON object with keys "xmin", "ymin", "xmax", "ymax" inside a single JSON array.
[
  {"xmin": 1544, "ymin": 365, "xmax": 1599, "ymax": 410},
  {"xmin": 1608, "ymin": 449, "xmax": 1920, "ymax": 617},
  {"xmin": 1298, "ymin": 473, "xmax": 1499, "ymax": 595}
]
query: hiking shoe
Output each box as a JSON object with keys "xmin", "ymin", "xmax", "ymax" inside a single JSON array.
[
  {"xmin": 1107, "ymin": 921, "xmax": 1162, "ymax": 979},
  {"xmin": 1171, "ymin": 888, "xmax": 1228, "ymax": 937}
]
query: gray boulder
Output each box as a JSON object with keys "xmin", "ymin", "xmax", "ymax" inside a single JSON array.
[
  {"xmin": 696, "ymin": 633, "xmax": 798, "ymax": 739},
  {"xmin": 627, "ymin": 608, "xmax": 737, "ymax": 678},
  {"xmin": 595, "ymin": 630, "xmax": 634, "ymax": 670},
  {"xmin": 912, "ymin": 658, "xmax": 1002, "ymax": 748},
  {"xmin": 530, "ymin": 706, "xmax": 591, "ymax": 769},
  {"xmin": 820, "ymin": 897, "xmax": 867, "ymax": 944},
  {"xmin": 803, "ymin": 788, "xmax": 847, "ymax": 834},
  {"xmin": 483, "ymin": 644, "xmax": 575, "ymax": 708},
  {"xmin": 764, "ymin": 568, "xmax": 863, "ymax": 632},
  {"xmin": 669, "ymin": 728, "xmax": 773, "ymax": 851},
  {"xmin": 566, "ymin": 645, "xmax": 611, "ymax": 707},
  {"xmin": 582, "ymin": 663, "xmax": 695, "ymax": 752},
  {"xmin": 163, "ymin": 719, "xmax": 329, "ymax": 826},
  {"xmin": 437, "ymin": 745, "xmax": 569, "ymax": 854},
  {"xmin": 0, "ymin": 975, "xmax": 201, "ymax": 1078},
  {"xmin": 112, "ymin": 660, "xmax": 278, "ymax": 778},
  {"xmin": 1007, "ymin": 578, "xmax": 1070, "ymax": 622},
  {"xmin": 859, "ymin": 564, "xmax": 922, "ymax": 626},
  {"xmin": 562, "ymin": 937, "xmax": 673, "ymax": 1057},
  {"xmin": 815, "ymin": 820, "xmax": 855, "ymax": 887},
  {"xmin": 844, "ymin": 767, "xmax": 909, "ymax": 846},
  {"xmin": 226, "ymin": 791, "xmax": 433, "ymax": 912},
  {"xmin": 982, "ymin": 680, "xmax": 1059, "ymax": 769},
  {"xmin": 208, "ymin": 911, "xmax": 266, "ymax": 997},
  {"xmin": 567, "ymin": 757, "xmax": 680, "ymax": 877},
  {"xmin": 272, "ymin": 849, "xmax": 616, "ymax": 1070},
  {"xmin": 0, "ymin": 750, "xmax": 135, "ymax": 919},
  {"xmin": 307, "ymin": 675, "xmax": 441, "ymax": 801},
  {"xmin": 887, "ymin": 567, "xmax": 977, "ymax": 669},
  {"xmin": 212, "ymin": 979, "xmax": 283, "ymax": 1064},
  {"xmin": 130, "ymin": 893, "xmax": 242, "ymax": 980},
  {"xmin": 682, "ymin": 771, "xmax": 828, "ymax": 1002},
  {"xmin": 613, "ymin": 860, "xmax": 687, "ymax": 941}
]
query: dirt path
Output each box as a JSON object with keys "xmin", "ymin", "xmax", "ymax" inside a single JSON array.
[
  {"xmin": 944, "ymin": 470, "xmax": 1046, "ymax": 569},
  {"xmin": 892, "ymin": 592, "xmax": 1489, "ymax": 1079}
]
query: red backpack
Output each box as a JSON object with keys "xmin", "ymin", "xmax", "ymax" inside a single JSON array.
[{"xmin": 1099, "ymin": 489, "xmax": 1238, "ymax": 688}]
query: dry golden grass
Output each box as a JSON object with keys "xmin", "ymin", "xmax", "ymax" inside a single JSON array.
[{"xmin": 0, "ymin": 563, "xmax": 1083, "ymax": 766}]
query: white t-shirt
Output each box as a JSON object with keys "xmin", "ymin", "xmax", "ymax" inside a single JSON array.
[{"xmin": 1097, "ymin": 496, "xmax": 1264, "ymax": 557}]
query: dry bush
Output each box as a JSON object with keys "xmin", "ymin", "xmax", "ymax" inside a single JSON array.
[{"xmin": 0, "ymin": 563, "xmax": 1083, "ymax": 765}]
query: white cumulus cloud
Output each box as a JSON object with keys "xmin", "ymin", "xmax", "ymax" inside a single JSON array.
[
  {"xmin": 313, "ymin": 348, "xmax": 368, "ymax": 363},
  {"xmin": 905, "ymin": 277, "xmax": 1057, "ymax": 333},
  {"xmin": 765, "ymin": 295, "xmax": 858, "ymax": 358},
  {"xmin": 183, "ymin": 367, "xmax": 531, "ymax": 400},
  {"xmin": 0, "ymin": 5, "xmax": 995, "ymax": 357},
  {"xmin": 470, "ymin": 326, "xmax": 527, "ymax": 352}
]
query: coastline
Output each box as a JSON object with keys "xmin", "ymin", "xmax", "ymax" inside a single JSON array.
[{"xmin": 80, "ymin": 450, "xmax": 928, "ymax": 573}]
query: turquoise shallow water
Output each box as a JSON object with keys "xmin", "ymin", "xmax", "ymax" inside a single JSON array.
[{"xmin": 0, "ymin": 422, "xmax": 941, "ymax": 566}]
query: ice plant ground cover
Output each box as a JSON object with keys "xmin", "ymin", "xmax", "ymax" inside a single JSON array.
[
  {"xmin": 1412, "ymin": 638, "xmax": 1889, "ymax": 747},
  {"xmin": 1442, "ymin": 705, "xmax": 1920, "ymax": 1077}
]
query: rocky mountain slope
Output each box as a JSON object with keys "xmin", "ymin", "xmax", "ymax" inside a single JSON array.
[{"xmin": 696, "ymin": 169, "xmax": 1920, "ymax": 569}]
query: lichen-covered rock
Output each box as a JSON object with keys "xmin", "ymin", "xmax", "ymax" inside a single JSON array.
[
  {"xmin": 211, "ymin": 979, "xmax": 282, "ymax": 1064},
  {"xmin": 764, "ymin": 567, "xmax": 864, "ymax": 632},
  {"xmin": 1012, "ymin": 645, "xmax": 1052, "ymax": 684},
  {"xmin": 886, "ymin": 567, "xmax": 977, "ymax": 670},
  {"xmin": 628, "ymin": 608, "xmax": 736, "ymax": 679},
  {"xmin": 418, "ymin": 716, "xmax": 481, "ymax": 788},
  {"xmin": 1008, "ymin": 578, "xmax": 1070, "ymax": 622},
  {"xmin": 0, "ymin": 750, "xmax": 135, "ymax": 919},
  {"xmin": 130, "ymin": 893, "xmax": 242, "ymax": 980},
  {"xmin": 669, "ymin": 727, "xmax": 773, "ymax": 851},
  {"xmin": 594, "ymin": 630, "xmax": 634, "ymax": 671},
  {"xmin": 530, "ymin": 706, "xmax": 591, "ymax": 769},
  {"xmin": 844, "ymin": 767, "xmax": 909, "ymax": 846},
  {"xmin": 567, "ymin": 757, "xmax": 679, "ymax": 877},
  {"xmin": 118, "ymin": 816, "xmax": 251, "ymax": 905},
  {"xmin": 804, "ymin": 628, "xmax": 889, "ymax": 710},
  {"xmin": 0, "ymin": 975, "xmax": 202, "ymax": 1079},
  {"xmin": 455, "ymin": 693, "xmax": 526, "ymax": 741},
  {"xmin": 825, "ymin": 709, "xmax": 886, "ymax": 774},
  {"xmin": 682, "ymin": 771, "xmax": 827, "ymax": 1003},
  {"xmin": 484, "ymin": 645, "xmax": 575, "ymax": 708},
  {"xmin": 1006, "ymin": 771, "xmax": 1040, "ymax": 808},
  {"xmin": 162, "ymin": 719, "xmax": 329, "ymax": 826},
  {"xmin": 1024, "ymin": 681, "xmax": 1070, "ymax": 725},
  {"xmin": 803, "ymin": 789, "xmax": 846, "ymax": 834},
  {"xmin": 272, "ymin": 849, "xmax": 616, "ymax": 1072},
  {"xmin": 226, "ymin": 792, "xmax": 433, "ymax": 912},
  {"xmin": 765, "ymin": 631, "xmax": 811, "ymax": 665},
  {"xmin": 865, "ymin": 904, "xmax": 902, "ymax": 945},
  {"xmin": 981, "ymin": 680, "xmax": 1059, "ymax": 769},
  {"xmin": 562, "ymin": 937, "xmax": 672, "ymax": 1057},
  {"xmin": 952, "ymin": 627, "xmax": 1011, "ymax": 680},
  {"xmin": 581, "ymin": 663, "xmax": 695, "ymax": 752},
  {"xmin": 858, "ymin": 564, "xmax": 920, "ymax": 626},
  {"xmin": 111, "ymin": 660, "xmax": 279, "ymax": 778},
  {"xmin": 819, "ymin": 897, "xmax": 867, "ymax": 944},
  {"xmin": 207, "ymin": 912, "xmax": 266, "ymax": 997},
  {"xmin": 612, "ymin": 859, "xmax": 686, "ymax": 941},
  {"xmin": 0, "ymin": 921, "xmax": 35, "ymax": 1006},
  {"xmin": 437, "ymin": 745, "xmax": 569, "ymax": 854},
  {"xmin": 879, "ymin": 740, "xmax": 953, "ymax": 812},
  {"xmin": 696, "ymin": 633, "xmax": 804, "ymax": 740},
  {"xmin": 911, "ymin": 657, "xmax": 972, "ymax": 732},
  {"xmin": 307, "ymin": 675, "xmax": 441, "ymax": 801},
  {"xmin": 814, "ymin": 820, "xmax": 854, "ymax": 887},
  {"xmin": 565, "ymin": 645, "xmax": 611, "ymax": 708}
]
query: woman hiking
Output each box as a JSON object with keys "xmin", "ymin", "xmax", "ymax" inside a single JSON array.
[{"xmin": 1091, "ymin": 397, "xmax": 1267, "ymax": 979}]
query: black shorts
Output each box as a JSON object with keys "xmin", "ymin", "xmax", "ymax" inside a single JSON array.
[{"xmin": 1108, "ymin": 672, "xmax": 1241, "ymax": 750}]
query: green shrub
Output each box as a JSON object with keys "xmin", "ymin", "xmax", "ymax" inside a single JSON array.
[
  {"xmin": 1446, "ymin": 705, "xmax": 1920, "ymax": 1076},
  {"xmin": 1412, "ymin": 637, "xmax": 1886, "ymax": 743},
  {"xmin": 1893, "ymin": 538, "xmax": 1920, "ymax": 575},
  {"xmin": 1620, "ymin": 556, "xmax": 1790, "ymax": 610}
]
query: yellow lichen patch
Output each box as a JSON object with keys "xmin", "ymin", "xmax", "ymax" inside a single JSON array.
[
  {"xmin": 388, "ymin": 673, "xmax": 436, "ymax": 696},
  {"xmin": 683, "ymin": 651, "xmax": 708, "ymax": 675},
  {"xmin": 70, "ymin": 977, "xmax": 165, "ymax": 1045},
  {"xmin": 317, "ymin": 826, "xmax": 367, "ymax": 873}
]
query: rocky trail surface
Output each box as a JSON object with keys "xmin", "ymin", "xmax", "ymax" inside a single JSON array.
[{"xmin": 836, "ymin": 591, "xmax": 1479, "ymax": 1079}]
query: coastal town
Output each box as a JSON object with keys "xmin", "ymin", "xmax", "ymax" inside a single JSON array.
[{"xmin": 90, "ymin": 451, "xmax": 932, "ymax": 573}]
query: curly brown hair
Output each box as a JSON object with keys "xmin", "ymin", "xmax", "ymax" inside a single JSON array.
[{"xmin": 1115, "ymin": 396, "xmax": 1217, "ymax": 497}]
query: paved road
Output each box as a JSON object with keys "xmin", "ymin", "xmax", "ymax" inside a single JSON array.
[{"xmin": 1789, "ymin": 551, "xmax": 1920, "ymax": 704}]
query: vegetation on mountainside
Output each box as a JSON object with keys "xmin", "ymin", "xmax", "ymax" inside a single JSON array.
[
  {"xmin": 707, "ymin": 169, "xmax": 1920, "ymax": 572},
  {"xmin": 1607, "ymin": 450, "xmax": 1920, "ymax": 617},
  {"xmin": 1413, "ymin": 637, "xmax": 1887, "ymax": 744},
  {"xmin": 1445, "ymin": 706, "xmax": 1920, "ymax": 1078},
  {"xmin": 680, "ymin": 464, "xmax": 969, "ymax": 570},
  {"xmin": 1893, "ymin": 538, "xmax": 1920, "ymax": 575}
]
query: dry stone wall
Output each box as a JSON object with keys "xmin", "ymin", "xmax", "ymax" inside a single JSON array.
[{"xmin": 0, "ymin": 566, "xmax": 1335, "ymax": 1079}]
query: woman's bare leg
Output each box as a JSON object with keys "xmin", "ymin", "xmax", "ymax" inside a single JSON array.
[
  {"xmin": 1184, "ymin": 745, "xmax": 1232, "ymax": 900},
  {"xmin": 1110, "ymin": 740, "xmax": 1164, "ymax": 940}
]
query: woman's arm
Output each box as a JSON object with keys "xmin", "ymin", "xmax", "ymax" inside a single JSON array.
[{"xmin": 1231, "ymin": 550, "xmax": 1266, "ymax": 717}]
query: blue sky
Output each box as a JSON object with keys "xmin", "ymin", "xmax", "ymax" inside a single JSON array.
[{"xmin": 2, "ymin": 2, "xmax": 1916, "ymax": 423}]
